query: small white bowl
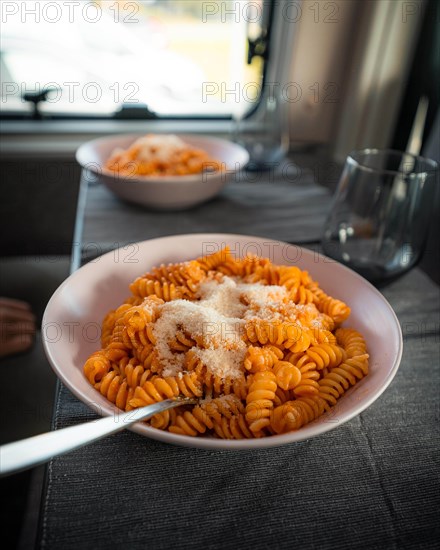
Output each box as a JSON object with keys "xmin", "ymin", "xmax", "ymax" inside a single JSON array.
[
  {"xmin": 76, "ymin": 134, "xmax": 249, "ymax": 210},
  {"xmin": 42, "ymin": 234, "xmax": 403, "ymax": 451}
]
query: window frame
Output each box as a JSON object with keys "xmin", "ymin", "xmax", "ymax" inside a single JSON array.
[{"xmin": 1, "ymin": 1, "xmax": 298, "ymax": 157}]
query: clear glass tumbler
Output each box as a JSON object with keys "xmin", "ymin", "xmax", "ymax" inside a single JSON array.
[
  {"xmin": 233, "ymin": 85, "xmax": 290, "ymax": 170},
  {"xmin": 322, "ymin": 149, "xmax": 438, "ymax": 282}
]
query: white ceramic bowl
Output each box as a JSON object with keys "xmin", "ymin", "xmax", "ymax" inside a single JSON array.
[
  {"xmin": 42, "ymin": 234, "xmax": 403, "ymax": 450},
  {"xmin": 76, "ymin": 134, "xmax": 249, "ymax": 210}
]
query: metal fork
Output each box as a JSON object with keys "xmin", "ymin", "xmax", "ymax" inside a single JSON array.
[{"xmin": 0, "ymin": 398, "xmax": 196, "ymax": 477}]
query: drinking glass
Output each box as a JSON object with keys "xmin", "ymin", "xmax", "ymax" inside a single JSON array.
[
  {"xmin": 232, "ymin": 85, "xmax": 290, "ymax": 170},
  {"xmin": 322, "ymin": 149, "xmax": 438, "ymax": 282}
]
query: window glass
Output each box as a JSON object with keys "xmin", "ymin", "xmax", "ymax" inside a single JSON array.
[{"xmin": 1, "ymin": 0, "xmax": 266, "ymax": 118}]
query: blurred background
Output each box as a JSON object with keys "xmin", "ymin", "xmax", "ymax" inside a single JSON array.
[
  {"xmin": 1, "ymin": 0, "xmax": 438, "ymax": 254},
  {"xmin": 0, "ymin": 1, "xmax": 438, "ymax": 548}
]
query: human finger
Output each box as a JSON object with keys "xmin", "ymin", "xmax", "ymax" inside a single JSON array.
[
  {"xmin": 0, "ymin": 306, "xmax": 36, "ymax": 323},
  {"xmin": 0, "ymin": 333, "xmax": 34, "ymax": 358},
  {"xmin": 0, "ymin": 298, "xmax": 32, "ymax": 311},
  {"xmin": 1, "ymin": 320, "xmax": 36, "ymax": 336}
]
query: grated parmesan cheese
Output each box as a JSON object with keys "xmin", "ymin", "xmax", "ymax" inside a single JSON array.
[
  {"xmin": 152, "ymin": 296, "xmax": 245, "ymax": 378},
  {"xmin": 151, "ymin": 276, "xmax": 323, "ymax": 380},
  {"xmin": 133, "ymin": 134, "xmax": 188, "ymax": 163},
  {"xmin": 193, "ymin": 347, "xmax": 247, "ymax": 380}
]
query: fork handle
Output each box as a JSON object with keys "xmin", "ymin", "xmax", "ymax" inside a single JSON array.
[{"xmin": 0, "ymin": 399, "xmax": 185, "ymax": 477}]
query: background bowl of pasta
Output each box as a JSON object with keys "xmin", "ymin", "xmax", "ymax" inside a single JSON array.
[
  {"xmin": 42, "ymin": 234, "xmax": 402, "ymax": 450},
  {"xmin": 76, "ymin": 134, "xmax": 249, "ymax": 210}
]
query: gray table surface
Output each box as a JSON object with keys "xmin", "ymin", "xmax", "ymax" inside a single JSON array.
[{"xmin": 38, "ymin": 164, "xmax": 439, "ymax": 549}]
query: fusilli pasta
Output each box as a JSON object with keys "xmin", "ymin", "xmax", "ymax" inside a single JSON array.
[
  {"xmin": 105, "ymin": 134, "xmax": 221, "ymax": 177},
  {"xmin": 83, "ymin": 247, "xmax": 369, "ymax": 438}
]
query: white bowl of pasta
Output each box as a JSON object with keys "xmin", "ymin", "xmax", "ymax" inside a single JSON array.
[
  {"xmin": 76, "ymin": 134, "xmax": 249, "ymax": 210},
  {"xmin": 42, "ymin": 234, "xmax": 403, "ymax": 450}
]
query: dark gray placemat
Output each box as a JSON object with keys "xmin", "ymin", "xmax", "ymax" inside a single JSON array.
[
  {"xmin": 81, "ymin": 162, "xmax": 332, "ymax": 253},
  {"xmin": 39, "ymin": 268, "xmax": 440, "ymax": 550}
]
